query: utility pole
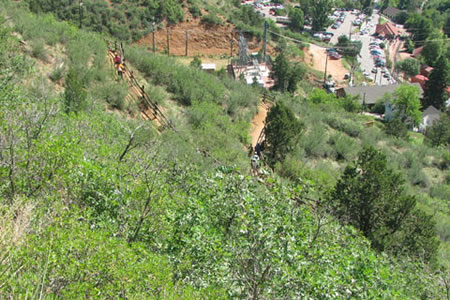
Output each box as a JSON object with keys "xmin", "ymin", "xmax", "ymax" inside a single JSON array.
[
  {"xmin": 185, "ymin": 30, "xmax": 189, "ymax": 57},
  {"xmin": 230, "ymin": 32, "xmax": 233, "ymax": 58},
  {"xmin": 324, "ymin": 51, "xmax": 329, "ymax": 84},
  {"xmin": 79, "ymin": 0, "xmax": 83, "ymax": 29},
  {"xmin": 166, "ymin": 27, "xmax": 170, "ymax": 57},
  {"xmin": 263, "ymin": 20, "xmax": 268, "ymax": 63},
  {"xmin": 152, "ymin": 21, "xmax": 156, "ymax": 53}
]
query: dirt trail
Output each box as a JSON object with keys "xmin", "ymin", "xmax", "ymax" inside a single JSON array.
[
  {"xmin": 305, "ymin": 44, "xmax": 349, "ymax": 83},
  {"xmin": 250, "ymin": 102, "xmax": 269, "ymax": 147}
]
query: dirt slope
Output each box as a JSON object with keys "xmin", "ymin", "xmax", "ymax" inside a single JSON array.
[
  {"xmin": 137, "ymin": 18, "xmax": 272, "ymax": 57},
  {"xmin": 305, "ymin": 44, "xmax": 348, "ymax": 83}
]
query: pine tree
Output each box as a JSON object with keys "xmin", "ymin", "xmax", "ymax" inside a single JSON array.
[
  {"xmin": 264, "ymin": 103, "xmax": 304, "ymax": 167},
  {"xmin": 330, "ymin": 146, "xmax": 438, "ymax": 262},
  {"xmin": 423, "ymin": 56, "xmax": 449, "ymax": 110}
]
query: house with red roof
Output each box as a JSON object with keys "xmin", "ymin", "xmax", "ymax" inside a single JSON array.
[
  {"xmin": 375, "ymin": 22, "xmax": 399, "ymax": 39},
  {"xmin": 420, "ymin": 65, "xmax": 434, "ymax": 77},
  {"xmin": 411, "ymin": 46, "xmax": 423, "ymax": 58},
  {"xmin": 410, "ymin": 75, "xmax": 428, "ymax": 90}
]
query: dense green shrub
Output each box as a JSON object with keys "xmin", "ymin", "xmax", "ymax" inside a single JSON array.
[
  {"xmin": 100, "ymin": 81, "xmax": 128, "ymax": 110},
  {"xmin": 64, "ymin": 67, "xmax": 87, "ymax": 113},
  {"xmin": 49, "ymin": 64, "xmax": 65, "ymax": 82},
  {"xmin": 201, "ymin": 13, "xmax": 223, "ymax": 25},
  {"xmin": 31, "ymin": 39, "xmax": 48, "ymax": 61},
  {"xmin": 328, "ymin": 133, "xmax": 359, "ymax": 161}
]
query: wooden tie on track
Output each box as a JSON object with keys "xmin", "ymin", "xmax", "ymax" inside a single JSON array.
[{"xmin": 106, "ymin": 48, "xmax": 175, "ymax": 131}]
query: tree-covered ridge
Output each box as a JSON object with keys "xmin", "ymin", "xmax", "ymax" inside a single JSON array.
[
  {"xmin": 26, "ymin": 0, "xmax": 185, "ymax": 41},
  {"xmin": 0, "ymin": 1, "xmax": 449, "ymax": 298}
]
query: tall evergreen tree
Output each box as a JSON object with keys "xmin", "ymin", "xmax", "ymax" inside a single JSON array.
[
  {"xmin": 271, "ymin": 52, "xmax": 290, "ymax": 92},
  {"xmin": 423, "ymin": 56, "xmax": 449, "ymax": 109},
  {"xmin": 264, "ymin": 103, "xmax": 304, "ymax": 167},
  {"xmin": 330, "ymin": 146, "xmax": 438, "ymax": 262}
]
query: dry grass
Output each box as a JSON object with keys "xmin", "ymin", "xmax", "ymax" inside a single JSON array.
[{"xmin": 0, "ymin": 199, "xmax": 35, "ymax": 249}]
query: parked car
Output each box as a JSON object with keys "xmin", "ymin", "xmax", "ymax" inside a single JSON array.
[
  {"xmin": 371, "ymin": 68, "xmax": 378, "ymax": 73},
  {"xmin": 329, "ymin": 52, "xmax": 341, "ymax": 59}
]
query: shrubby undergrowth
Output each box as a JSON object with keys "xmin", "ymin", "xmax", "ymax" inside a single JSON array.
[{"xmin": 0, "ymin": 1, "xmax": 448, "ymax": 298}]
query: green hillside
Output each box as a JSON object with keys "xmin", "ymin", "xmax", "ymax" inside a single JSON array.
[{"xmin": 0, "ymin": 0, "xmax": 449, "ymax": 298}]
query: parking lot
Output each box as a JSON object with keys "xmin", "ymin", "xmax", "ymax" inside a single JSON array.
[{"xmin": 326, "ymin": 10, "xmax": 393, "ymax": 86}]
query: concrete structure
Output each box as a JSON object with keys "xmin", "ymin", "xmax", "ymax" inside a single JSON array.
[
  {"xmin": 232, "ymin": 62, "xmax": 274, "ymax": 89},
  {"xmin": 201, "ymin": 63, "xmax": 216, "ymax": 73}
]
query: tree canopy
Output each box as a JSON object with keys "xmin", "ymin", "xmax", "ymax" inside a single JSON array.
[
  {"xmin": 330, "ymin": 146, "xmax": 439, "ymax": 262},
  {"xmin": 392, "ymin": 84, "xmax": 422, "ymax": 126},
  {"xmin": 264, "ymin": 102, "xmax": 304, "ymax": 167},
  {"xmin": 423, "ymin": 56, "xmax": 449, "ymax": 110}
]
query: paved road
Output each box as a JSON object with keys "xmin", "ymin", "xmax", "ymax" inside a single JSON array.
[{"xmin": 355, "ymin": 12, "xmax": 387, "ymax": 86}]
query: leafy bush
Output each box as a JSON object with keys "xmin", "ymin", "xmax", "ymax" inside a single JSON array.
[
  {"xmin": 385, "ymin": 119, "xmax": 408, "ymax": 139},
  {"xmin": 328, "ymin": 133, "xmax": 359, "ymax": 161},
  {"xmin": 146, "ymin": 84, "xmax": 168, "ymax": 106},
  {"xmin": 49, "ymin": 64, "xmax": 65, "ymax": 82},
  {"xmin": 299, "ymin": 124, "xmax": 329, "ymax": 158},
  {"xmin": 64, "ymin": 67, "xmax": 87, "ymax": 113},
  {"xmin": 201, "ymin": 13, "xmax": 223, "ymax": 25},
  {"xmin": 100, "ymin": 81, "xmax": 128, "ymax": 110},
  {"xmin": 189, "ymin": 5, "xmax": 202, "ymax": 18},
  {"xmin": 31, "ymin": 39, "xmax": 48, "ymax": 61}
]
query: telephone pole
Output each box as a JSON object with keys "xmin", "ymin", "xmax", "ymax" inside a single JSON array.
[
  {"xmin": 230, "ymin": 32, "xmax": 233, "ymax": 58},
  {"xmin": 263, "ymin": 21, "xmax": 268, "ymax": 63},
  {"xmin": 324, "ymin": 52, "xmax": 329, "ymax": 83},
  {"xmin": 152, "ymin": 21, "xmax": 156, "ymax": 53},
  {"xmin": 166, "ymin": 27, "xmax": 170, "ymax": 57},
  {"xmin": 78, "ymin": 0, "xmax": 83, "ymax": 29},
  {"xmin": 185, "ymin": 30, "xmax": 189, "ymax": 57}
]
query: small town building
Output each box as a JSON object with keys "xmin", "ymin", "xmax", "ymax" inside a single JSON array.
[
  {"xmin": 411, "ymin": 46, "xmax": 423, "ymax": 58},
  {"xmin": 336, "ymin": 83, "xmax": 423, "ymax": 107},
  {"xmin": 382, "ymin": 6, "xmax": 404, "ymax": 19},
  {"xmin": 420, "ymin": 64, "xmax": 433, "ymax": 77},
  {"xmin": 410, "ymin": 75, "xmax": 428, "ymax": 90},
  {"xmin": 375, "ymin": 22, "xmax": 400, "ymax": 40}
]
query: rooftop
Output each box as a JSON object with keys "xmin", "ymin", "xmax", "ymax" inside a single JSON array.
[
  {"xmin": 375, "ymin": 22, "xmax": 399, "ymax": 37},
  {"xmin": 341, "ymin": 83, "xmax": 423, "ymax": 104}
]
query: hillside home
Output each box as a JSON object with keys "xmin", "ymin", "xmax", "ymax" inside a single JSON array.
[
  {"xmin": 382, "ymin": 6, "xmax": 404, "ymax": 19},
  {"xmin": 375, "ymin": 22, "xmax": 400, "ymax": 40}
]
